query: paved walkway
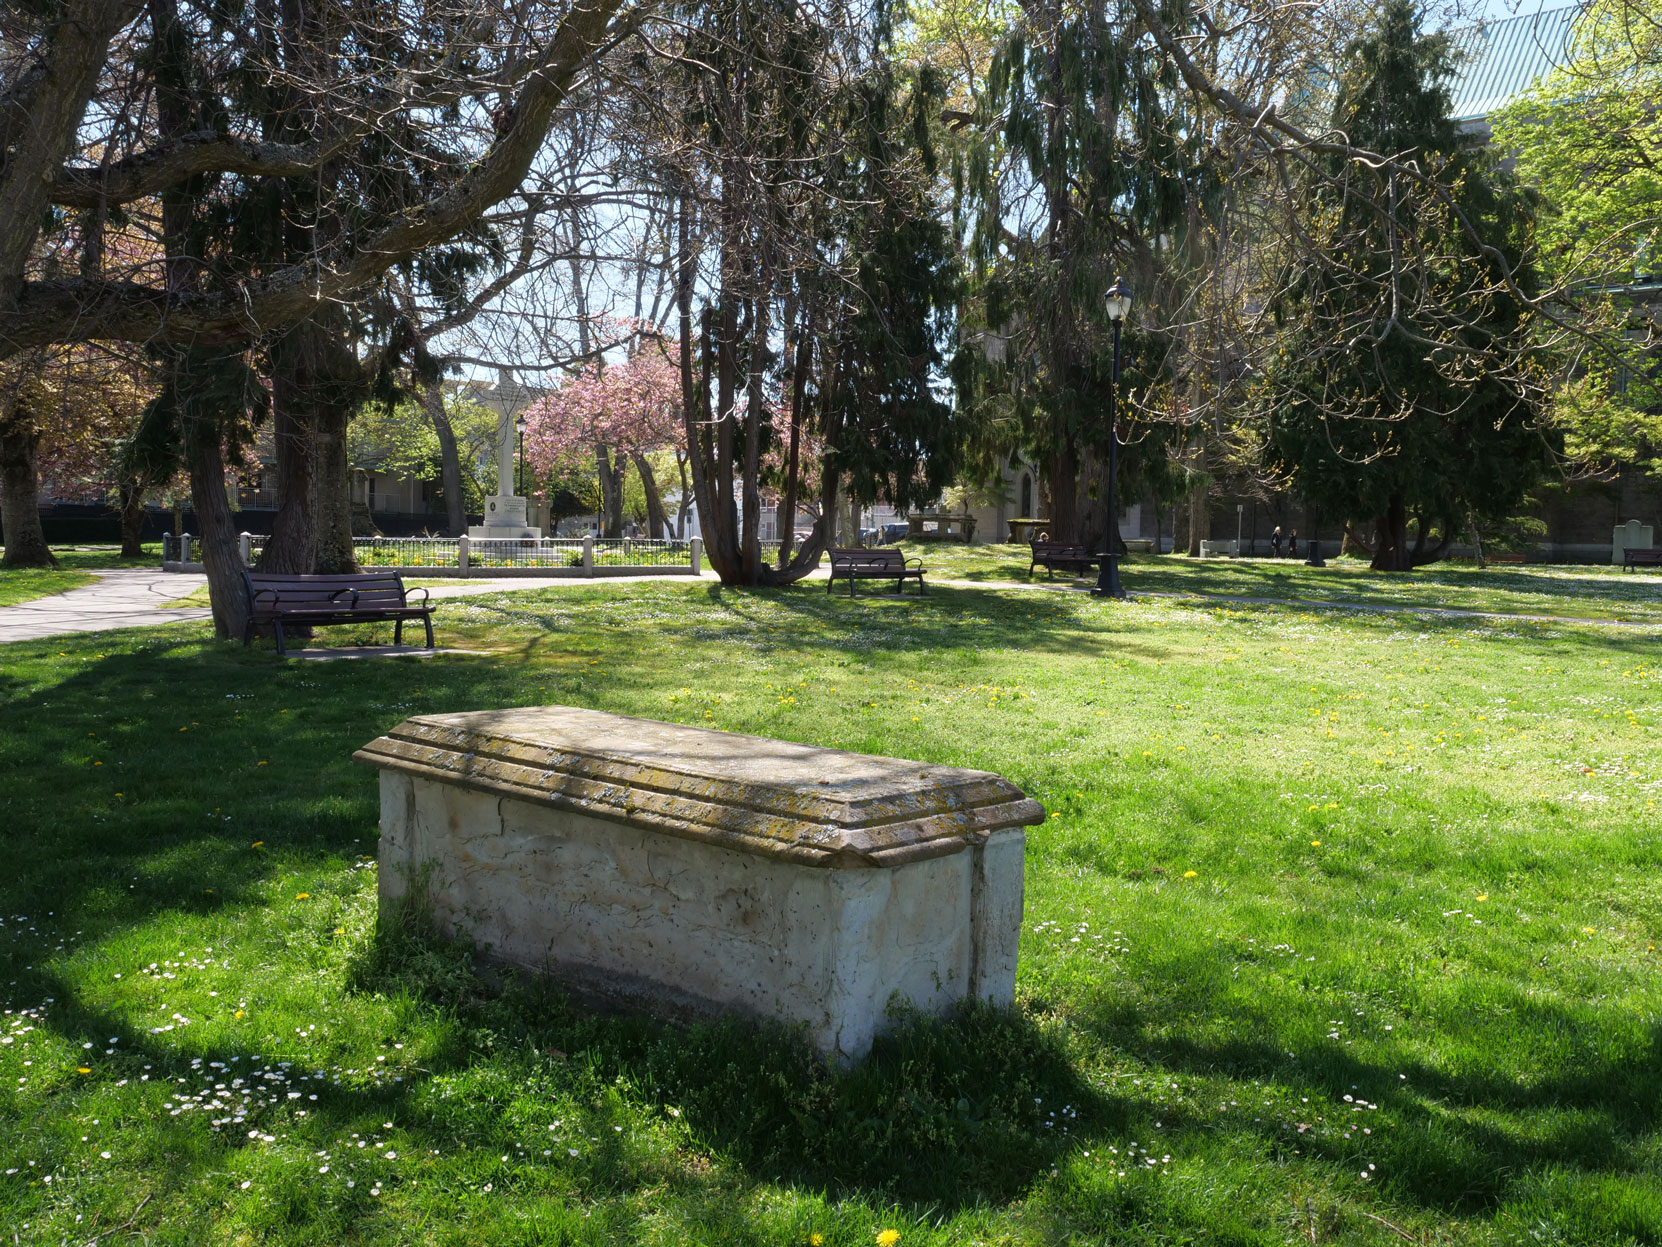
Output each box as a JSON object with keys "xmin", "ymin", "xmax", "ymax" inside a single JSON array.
[
  {"xmin": 0, "ymin": 568, "xmax": 728, "ymax": 645},
  {"xmin": 0, "ymin": 568, "xmax": 213, "ymax": 644}
]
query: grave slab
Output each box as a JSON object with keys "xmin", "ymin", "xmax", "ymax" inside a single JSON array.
[{"xmin": 355, "ymin": 706, "xmax": 1043, "ymax": 1060}]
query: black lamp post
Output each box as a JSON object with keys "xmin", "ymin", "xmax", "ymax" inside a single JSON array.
[
  {"xmin": 1093, "ymin": 276, "xmax": 1132, "ymax": 598},
  {"xmin": 514, "ymin": 414, "xmax": 528, "ymax": 496}
]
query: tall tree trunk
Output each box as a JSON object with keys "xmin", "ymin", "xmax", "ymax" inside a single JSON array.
[
  {"xmin": 0, "ymin": 425, "xmax": 54, "ymax": 567},
  {"xmin": 674, "ymin": 449, "xmax": 690, "ymax": 539},
  {"xmin": 422, "ymin": 377, "xmax": 467, "ymax": 536},
  {"xmin": 1371, "ymin": 492, "xmax": 1411, "ymax": 571},
  {"xmin": 1046, "ymin": 446, "xmax": 1080, "ymax": 542},
  {"xmin": 1187, "ymin": 478, "xmax": 1208, "ymax": 556},
  {"xmin": 312, "ymin": 399, "xmax": 357, "ymax": 573},
  {"xmin": 676, "ymin": 191, "xmax": 725, "ymax": 576},
  {"xmin": 118, "ymin": 476, "xmax": 147, "ymax": 557},
  {"xmin": 595, "ymin": 444, "xmax": 624, "ymax": 538},
  {"xmin": 183, "ymin": 409, "xmax": 247, "ymax": 640},
  {"xmin": 741, "ymin": 286, "xmax": 770, "ymax": 581},
  {"xmin": 629, "ymin": 450, "xmax": 669, "ymax": 539},
  {"xmin": 263, "ymin": 325, "xmax": 321, "ymax": 573},
  {"xmin": 777, "ymin": 309, "xmax": 811, "ymax": 568}
]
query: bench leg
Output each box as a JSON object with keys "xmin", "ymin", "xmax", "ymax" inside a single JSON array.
[
  {"xmin": 849, "ymin": 575, "xmax": 857, "ymax": 598},
  {"xmin": 243, "ymin": 617, "xmax": 254, "ymax": 648},
  {"xmin": 423, "ymin": 613, "xmax": 434, "ymax": 649},
  {"xmin": 274, "ymin": 621, "xmax": 287, "ymax": 658},
  {"xmin": 394, "ymin": 618, "xmax": 404, "ymax": 645}
]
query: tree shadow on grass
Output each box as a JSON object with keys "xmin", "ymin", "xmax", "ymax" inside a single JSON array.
[
  {"xmin": 1072, "ymin": 982, "xmax": 1662, "ymax": 1229},
  {"xmin": 342, "ymin": 900, "xmax": 1125, "ymax": 1211}
]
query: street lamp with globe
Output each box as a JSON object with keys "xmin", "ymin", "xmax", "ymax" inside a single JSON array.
[{"xmin": 1093, "ymin": 277, "xmax": 1132, "ymax": 598}]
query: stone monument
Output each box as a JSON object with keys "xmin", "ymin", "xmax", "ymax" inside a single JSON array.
[
  {"xmin": 468, "ymin": 406, "xmax": 542, "ymax": 540},
  {"xmin": 1613, "ymin": 519, "xmax": 1654, "ymax": 565},
  {"xmin": 355, "ymin": 706, "xmax": 1043, "ymax": 1061}
]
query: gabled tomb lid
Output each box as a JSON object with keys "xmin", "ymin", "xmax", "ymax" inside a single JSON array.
[{"xmin": 355, "ymin": 705, "xmax": 1043, "ymax": 867}]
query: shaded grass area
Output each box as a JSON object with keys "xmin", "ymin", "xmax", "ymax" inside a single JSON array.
[
  {"xmin": 902, "ymin": 541, "xmax": 1662, "ymax": 622},
  {"xmin": 1, "ymin": 582, "xmax": 1660, "ymax": 1244}
]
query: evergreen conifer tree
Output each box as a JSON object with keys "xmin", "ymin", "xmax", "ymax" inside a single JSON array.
[{"xmin": 1261, "ymin": 0, "xmax": 1554, "ymax": 570}]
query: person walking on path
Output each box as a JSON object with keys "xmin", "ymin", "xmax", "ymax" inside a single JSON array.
[{"xmin": 1270, "ymin": 526, "xmax": 1283, "ymax": 557}]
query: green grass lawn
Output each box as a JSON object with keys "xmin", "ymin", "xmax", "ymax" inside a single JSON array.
[
  {"xmin": 2, "ymin": 581, "xmax": 1659, "ymax": 1244},
  {"xmin": 903, "ymin": 541, "xmax": 1662, "ymax": 622},
  {"xmin": 0, "ymin": 546, "xmax": 162, "ymax": 608}
]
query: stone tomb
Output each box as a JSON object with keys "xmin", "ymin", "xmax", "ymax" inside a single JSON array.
[{"xmin": 355, "ymin": 706, "xmax": 1043, "ymax": 1061}]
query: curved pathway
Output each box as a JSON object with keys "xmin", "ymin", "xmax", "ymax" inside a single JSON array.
[{"xmin": 0, "ymin": 568, "xmax": 212, "ymax": 644}]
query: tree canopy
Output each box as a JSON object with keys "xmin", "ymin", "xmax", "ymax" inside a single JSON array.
[{"xmin": 1259, "ymin": 0, "xmax": 1554, "ymax": 570}]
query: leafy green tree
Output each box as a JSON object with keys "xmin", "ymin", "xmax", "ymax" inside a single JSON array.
[
  {"xmin": 348, "ymin": 394, "xmax": 504, "ymax": 519},
  {"xmin": 1492, "ymin": 0, "xmax": 1662, "ymax": 475},
  {"xmin": 1260, "ymin": 0, "xmax": 1553, "ymax": 570},
  {"xmin": 954, "ymin": 0, "xmax": 1197, "ymax": 549}
]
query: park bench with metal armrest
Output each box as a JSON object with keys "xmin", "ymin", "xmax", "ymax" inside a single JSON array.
[
  {"xmin": 826, "ymin": 548, "xmax": 927, "ymax": 597},
  {"xmin": 1028, "ymin": 539, "xmax": 1098, "ymax": 579},
  {"xmin": 1622, "ymin": 546, "xmax": 1662, "ymax": 571},
  {"xmin": 243, "ymin": 570, "xmax": 435, "ymax": 657}
]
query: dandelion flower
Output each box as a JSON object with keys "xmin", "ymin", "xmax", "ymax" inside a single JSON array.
[
  {"xmin": 1310, "ymin": 840, "xmax": 1322, "ymax": 847},
  {"xmin": 1183, "ymin": 870, "xmax": 1197, "ymax": 878},
  {"xmin": 295, "ymin": 892, "xmax": 311, "ymax": 900},
  {"xmin": 877, "ymin": 1231, "xmax": 901, "ymax": 1247}
]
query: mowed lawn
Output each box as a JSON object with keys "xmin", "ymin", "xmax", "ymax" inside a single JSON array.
[
  {"xmin": 1, "ymin": 581, "xmax": 1658, "ymax": 1245},
  {"xmin": 910, "ymin": 542, "xmax": 1662, "ymax": 623}
]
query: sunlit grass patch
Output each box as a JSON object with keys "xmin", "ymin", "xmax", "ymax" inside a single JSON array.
[{"xmin": 1, "ymin": 580, "xmax": 1659, "ymax": 1243}]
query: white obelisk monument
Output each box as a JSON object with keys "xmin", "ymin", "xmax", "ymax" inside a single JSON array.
[{"xmin": 468, "ymin": 379, "xmax": 542, "ymax": 540}]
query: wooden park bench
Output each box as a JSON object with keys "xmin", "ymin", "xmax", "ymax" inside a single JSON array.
[
  {"xmin": 827, "ymin": 548, "xmax": 927, "ymax": 597},
  {"xmin": 243, "ymin": 570, "xmax": 435, "ymax": 657},
  {"xmin": 1028, "ymin": 539, "xmax": 1098, "ymax": 579},
  {"xmin": 1622, "ymin": 546, "xmax": 1662, "ymax": 571}
]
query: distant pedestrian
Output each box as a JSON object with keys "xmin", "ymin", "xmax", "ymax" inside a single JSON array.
[
  {"xmin": 1287, "ymin": 529, "xmax": 1299, "ymax": 559},
  {"xmin": 1270, "ymin": 526, "xmax": 1283, "ymax": 557}
]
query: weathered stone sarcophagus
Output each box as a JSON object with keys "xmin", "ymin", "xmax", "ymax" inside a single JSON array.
[{"xmin": 355, "ymin": 706, "xmax": 1042, "ymax": 1061}]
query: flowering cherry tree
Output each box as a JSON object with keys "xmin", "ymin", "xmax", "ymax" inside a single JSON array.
[{"xmin": 521, "ymin": 334, "xmax": 683, "ymax": 537}]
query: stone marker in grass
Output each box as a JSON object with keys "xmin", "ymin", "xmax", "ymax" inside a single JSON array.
[{"xmin": 356, "ymin": 705, "xmax": 1044, "ymax": 1061}]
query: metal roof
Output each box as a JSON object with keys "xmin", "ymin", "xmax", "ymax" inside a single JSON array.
[{"xmin": 1447, "ymin": 4, "xmax": 1581, "ymax": 122}]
